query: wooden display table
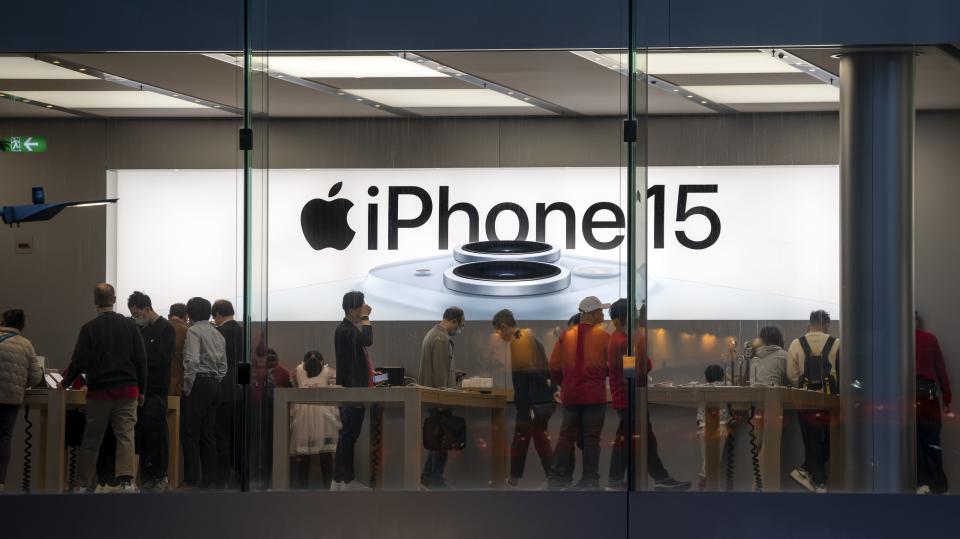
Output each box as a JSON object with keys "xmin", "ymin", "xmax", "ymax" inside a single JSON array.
[
  {"xmin": 272, "ymin": 386, "xmax": 507, "ymax": 490},
  {"xmin": 641, "ymin": 385, "xmax": 842, "ymax": 492},
  {"xmin": 22, "ymin": 389, "xmax": 181, "ymax": 492}
]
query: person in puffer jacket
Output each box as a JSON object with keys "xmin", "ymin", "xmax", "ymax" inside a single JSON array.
[{"xmin": 0, "ymin": 309, "xmax": 43, "ymax": 491}]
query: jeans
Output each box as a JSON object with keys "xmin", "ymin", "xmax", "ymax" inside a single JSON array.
[
  {"xmin": 609, "ymin": 409, "xmax": 670, "ymax": 486},
  {"xmin": 334, "ymin": 406, "xmax": 365, "ymax": 484},
  {"xmin": 0, "ymin": 403, "xmax": 18, "ymax": 485},
  {"xmin": 77, "ymin": 398, "xmax": 138, "ymax": 489},
  {"xmin": 510, "ymin": 403, "xmax": 555, "ymax": 480},
  {"xmin": 917, "ymin": 395, "xmax": 948, "ymax": 493},
  {"xmin": 798, "ymin": 410, "xmax": 830, "ymax": 485},
  {"xmin": 182, "ymin": 376, "xmax": 220, "ymax": 488},
  {"xmin": 136, "ymin": 394, "xmax": 168, "ymax": 484},
  {"xmin": 549, "ymin": 403, "xmax": 605, "ymax": 488}
]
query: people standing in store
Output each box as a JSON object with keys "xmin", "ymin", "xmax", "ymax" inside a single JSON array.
[
  {"xmin": 916, "ymin": 311, "xmax": 952, "ymax": 495},
  {"xmin": 290, "ymin": 350, "xmax": 340, "ymax": 490},
  {"xmin": 62, "ymin": 283, "xmax": 147, "ymax": 493},
  {"xmin": 606, "ymin": 299, "xmax": 689, "ymax": 491},
  {"xmin": 127, "ymin": 291, "xmax": 176, "ymax": 491},
  {"xmin": 787, "ymin": 310, "xmax": 840, "ymax": 493},
  {"xmin": 212, "ymin": 299, "xmax": 242, "ymax": 489},
  {"xmin": 418, "ymin": 306, "xmax": 465, "ymax": 489},
  {"xmin": 750, "ymin": 326, "xmax": 788, "ymax": 386},
  {"xmin": 182, "ymin": 296, "xmax": 228, "ymax": 489},
  {"xmin": 547, "ymin": 296, "xmax": 611, "ymax": 490},
  {"xmin": 332, "ymin": 291, "xmax": 375, "ymax": 491},
  {"xmin": 266, "ymin": 348, "xmax": 293, "ymax": 389},
  {"xmin": 491, "ymin": 309, "xmax": 555, "ymax": 487},
  {"xmin": 0, "ymin": 309, "xmax": 43, "ymax": 492},
  {"xmin": 168, "ymin": 303, "xmax": 188, "ymax": 397}
]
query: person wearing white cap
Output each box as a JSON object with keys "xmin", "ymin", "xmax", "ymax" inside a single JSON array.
[{"xmin": 546, "ymin": 296, "xmax": 611, "ymax": 490}]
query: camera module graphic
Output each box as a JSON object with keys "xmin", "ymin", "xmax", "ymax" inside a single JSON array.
[
  {"xmin": 300, "ymin": 182, "xmax": 355, "ymax": 251},
  {"xmin": 453, "ymin": 240, "xmax": 561, "ymax": 263}
]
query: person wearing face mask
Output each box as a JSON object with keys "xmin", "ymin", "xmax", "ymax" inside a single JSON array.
[
  {"xmin": 127, "ymin": 291, "xmax": 176, "ymax": 491},
  {"xmin": 418, "ymin": 306, "xmax": 465, "ymax": 489}
]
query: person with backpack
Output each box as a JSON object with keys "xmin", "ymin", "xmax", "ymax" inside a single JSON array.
[
  {"xmin": 786, "ymin": 310, "xmax": 840, "ymax": 493},
  {"xmin": 0, "ymin": 309, "xmax": 43, "ymax": 492}
]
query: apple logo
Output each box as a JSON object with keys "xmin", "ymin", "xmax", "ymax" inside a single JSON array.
[{"xmin": 300, "ymin": 181, "xmax": 355, "ymax": 250}]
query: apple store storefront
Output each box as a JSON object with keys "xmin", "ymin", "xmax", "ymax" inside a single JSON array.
[{"xmin": 2, "ymin": 1, "xmax": 960, "ymax": 536}]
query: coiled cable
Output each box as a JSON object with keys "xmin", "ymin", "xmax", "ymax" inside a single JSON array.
[
  {"xmin": 69, "ymin": 446, "xmax": 78, "ymax": 491},
  {"xmin": 368, "ymin": 404, "xmax": 383, "ymax": 489},
  {"xmin": 722, "ymin": 404, "xmax": 736, "ymax": 491},
  {"xmin": 22, "ymin": 405, "xmax": 32, "ymax": 493},
  {"xmin": 747, "ymin": 406, "xmax": 763, "ymax": 492}
]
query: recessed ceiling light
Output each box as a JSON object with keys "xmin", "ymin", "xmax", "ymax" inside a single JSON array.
[
  {"xmin": 78, "ymin": 68, "xmax": 86, "ymax": 71},
  {"xmin": 700, "ymin": 100, "xmax": 707, "ymax": 104},
  {"xmin": 686, "ymin": 95, "xmax": 693, "ymax": 98},
  {"xmin": 259, "ymin": 55, "xmax": 449, "ymax": 78},
  {"xmin": 172, "ymin": 94, "xmax": 179, "ymax": 97},
  {"xmin": 344, "ymin": 88, "xmax": 536, "ymax": 108},
  {"xmin": 45, "ymin": 104, "xmax": 54, "ymax": 108},
  {"xmin": 672, "ymin": 88, "xmax": 679, "ymax": 92},
  {"xmin": 0, "ymin": 57, "xmax": 96, "ymax": 79},
  {"xmin": 337, "ymin": 92, "xmax": 345, "ymax": 96},
  {"xmin": 683, "ymin": 84, "xmax": 840, "ymax": 103},
  {"xmin": 602, "ymin": 51, "xmax": 802, "ymax": 75},
  {"xmin": 0, "ymin": 90, "xmax": 210, "ymax": 109},
  {"xmin": 52, "ymin": 60, "xmax": 61, "ymax": 64}
]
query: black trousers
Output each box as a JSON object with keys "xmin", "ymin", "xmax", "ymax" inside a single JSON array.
[
  {"xmin": 182, "ymin": 377, "xmax": 220, "ymax": 488},
  {"xmin": 510, "ymin": 403, "xmax": 555, "ymax": 480},
  {"xmin": 292, "ymin": 453, "xmax": 334, "ymax": 490},
  {"xmin": 216, "ymin": 400, "xmax": 240, "ymax": 488},
  {"xmin": 0, "ymin": 403, "xmax": 18, "ymax": 485},
  {"xmin": 549, "ymin": 404, "xmax": 605, "ymax": 487},
  {"xmin": 609, "ymin": 409, "xmax": 670, "ymax": 485},
  {"xmin": 136, "ymin": 394, "xmax": 168, "ymax": 483},
  {"xmin": 917, "ymin": 395, "xmax": 948, "ymax": 493},
  {"xmin": 798, "ymin": 410, "xmax": 830, "ymax": 485},
  {"xmin": 334, "ymin": 406, "xmax": 365, "ymax": 484}
]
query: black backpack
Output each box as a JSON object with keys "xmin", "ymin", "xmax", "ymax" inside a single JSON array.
[
  {"xmin": 798, "ymin": 336, "xmax": 837, "ymax": 395},
  {"xmin": 423, "ymin": 409, "xmax": 467, "ymax": 451}
]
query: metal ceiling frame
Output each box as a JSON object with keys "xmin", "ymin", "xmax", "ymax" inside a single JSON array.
[{"xmin": 0, "ymin": 90, "xmax": 99, "ymax": 118}]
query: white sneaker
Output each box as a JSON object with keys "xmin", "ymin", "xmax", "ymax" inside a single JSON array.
[
  {"xmin": 342, "ymin": 481, "xmax": 370, "ymax": 491},
  {"xmin": 917, "ymin": 485, "xmax": 932, "ymax": 495},
  {"xmin": 330, "ymin": 481, "xmax": 343, "ymax": 491},
  {"xmin": 790, "ymin": 468, "xmax": 816, "ymax": 493}
]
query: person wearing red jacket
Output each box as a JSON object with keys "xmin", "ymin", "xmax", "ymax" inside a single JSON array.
[
  {"xmin": 547, "ymin": 296, "xmax": 611, "ymax": 490},
  {"xmin": 607, "ymin": 299, "xmax": 690, "ymax": 491},
  {"xmin": 916, "ymin": 313, "xmax": 952, "ymax": 494}
]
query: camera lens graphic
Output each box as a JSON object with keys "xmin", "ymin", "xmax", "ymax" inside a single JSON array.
[
  {"xmin": 443, "ymin": 260, "xmax": 571, "ymax": 296},
  {"xmin": 454, "ymin": 240, "xmax": 560, "ymax": 263}
]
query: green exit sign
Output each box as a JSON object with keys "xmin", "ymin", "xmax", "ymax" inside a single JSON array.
[{"xmin": 1, "ymin": 136, "xmax": 47, "ymax": 153}]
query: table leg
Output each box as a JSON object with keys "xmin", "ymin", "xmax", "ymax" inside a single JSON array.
[
  {"xmin": 829, "ymin": 408, "xmax": 844, "ymax": 492},
  {"xmin": 42, "ymin": 391, "xmax": 67, "ymax": 493},
  {"xmin": 760, "ymin": 394, "xmax": 783, "ymax": 492},
  {"xmin": 369, "ymin": 404, "xmax": 384, "ymax": 490},
  {"xmin": 271, "ymin": 391, "xmax": 290, "ymax": 491},
  {"xmin": 402, "ymin": 394, "xmax": 422, "ymax": 489},
  {"xmin": 704, "ymin": 406, "xmax": 720, "ymax": 491},
  {"xmin": 490, "ymin": 406, "xmax": 506, "ymax": 489},
  {"xmin": 166, "ymin": 398, "xmax": 180, "ymax": 488}
]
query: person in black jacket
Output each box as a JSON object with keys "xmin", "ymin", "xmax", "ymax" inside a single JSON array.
[
  {"xmin": 62, "ymin": 283, "xmax": 147, "ymax": 492},
  {"xmin": 492, "ymin": 309, "xmax": 556, "ymax": 487},
  {"xmin": 331, "ymin": 291, "xmax": 374, "ymax": 490},
  {"xmin": 213, "ymin": 299, "xmax": 243, "ymax": 489},
  {"xmin": 127, "ymin": 291, "xmax": 175, "ymax": 491}
]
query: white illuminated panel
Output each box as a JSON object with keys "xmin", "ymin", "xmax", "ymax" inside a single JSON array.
[
  {"xmin": 683, "ymin": 84, "xmax": 839, "ymax": 103},
  {"xmin": 345, "ymin": 89, "xmax": 535, "ymax": 107},
  {"xmin": 262, "ymin": 55, "xmax": 448, "ymax": 78},
  {"xmin": 0, "ymin": 90, "xmax": 209, "ymax": 108},
  {"xmin": 601, "ymin": 52, "xmax": 802, "ymax": 75},
  {"xmin": 0, "ymin": 57, "xmax": 97, "ymax": 79}
]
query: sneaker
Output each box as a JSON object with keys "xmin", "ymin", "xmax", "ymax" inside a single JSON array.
[
  {"xmin": 341, "ymin": 480, "xmax": 370, "ymax": 491},
  {"xmin": 507, "ymin": 476, "xmax": 520, "ymax": 487},
  {"xmin": 94, "ymin": 483, "xmax": 119, "ymax": 494},
  {"xmin": 153, "ymin": 477, "xmax": 170, "ymax": 492},
  {"xmin": 790, "ymin": 468, "xmax": 816, "ymax": 492},
  {"xmin": 654, "ymin": 478, "xmax": 692, "ymax": 491},
  {"xmin": 605, "ymin": 481, "xmax": 626, "ymax": 491},
  {"xmin": 570, "ymin": 479, "xmax": 601, "ymax": 491},
  {"xmin": 117, "ymin": 481, "xmax": 139, "ymax": 493},
  {"xmin": 814, "ymin": 485, "xmax": 828, "ymax": 494},
  {"xmin": 917, "ymin": 485, "xmax": 932, "ymax": 495}
]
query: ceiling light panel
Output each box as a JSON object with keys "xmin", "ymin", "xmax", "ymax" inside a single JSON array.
[
  {"xmin": 263, "ymin": 56, "xmax": 449, "ymax": 78},
  {"xmin": 683, "ymin": 84, "xmax": 840, "ymax": 104},
  {"xmin": 0, "ymin": 57, "xmax": 98, "ymax": 79},
  {"xmin": 0, "ymin": 90, "xmax": 209, "ymax": 108},
  {"xmin": 601, "ymin": 52, "xmax": 802, "ymax": 75},
  {"xmin": 344, "ymin": 89, "xmax": 535, "ymax": 108}
]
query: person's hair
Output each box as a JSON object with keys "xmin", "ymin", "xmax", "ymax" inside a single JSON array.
[
  {"xmin": 810, "ymin": 310, "xmax": 831, "ymax": 328},
  {"xmin": 186, "ymin": 297, "xmax": 212, "ymax": 322},
  {"xmin": 491, "ymin": 309, "xmax": 517, "ymax": 329},
  {"xmin": 342, "ymin": 291, "xmax": 365, "ymax": 314},
  {"xmin": 609, "ymin": 298, "xmax": 628, "ymax": 326},
  {"xmin": 758, "ymin": 326, "xmax": 785, "ymax": 348},
  {"xmin": 212, "ymin": 299, "xmax": 235, "ymax": 317},
  {"xmin": 169, "ymin": 303, "xmax": 187, "ymax": 319},
  {"xmin": 127, "ymin": 291, "xmax": 152, "ymax": 310},
  {"xmin": 704, "ymin": 364, "xmax": 725, "ymax": 384},
  {"xmin": 2, "ymin": 309, "xmax": 26, "ymax": 331},
  {"xmin": 94, "ymin": 283, "xmax": 116, "ymax": 307},
  {"xmin": 266, "ymin": 348, "xmax": 279, "ymax": 366},
  {"xmin": 567, "ymin": 313, "xmax": 581, "ymax": 327},
  {"xmin": 303, "ymin": 350, "xmax": 324, "ymax": 378},
  {"xmin": 443, "ymin": 306, "xmax": 465, "ymax": 323}
]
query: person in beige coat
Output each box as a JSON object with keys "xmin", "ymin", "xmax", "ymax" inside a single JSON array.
[{"xmin": 0, "ymin": 309, "xmax": 43, "ymax": 491}]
